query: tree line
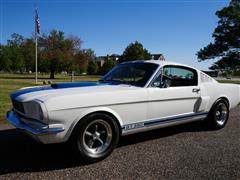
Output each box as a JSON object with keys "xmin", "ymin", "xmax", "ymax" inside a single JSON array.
[{"xmin": 0, "ymin": 30, "xmax": 151, "ymax": 79}]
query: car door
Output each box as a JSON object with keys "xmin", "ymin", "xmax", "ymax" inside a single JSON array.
[{"xmin": 147, "ymin": 65, "xmax": 202, "ymax": 121}]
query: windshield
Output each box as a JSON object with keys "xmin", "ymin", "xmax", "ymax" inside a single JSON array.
[{"xmin": 100, "ymin": 62, "xmax": 159, "ymax": 87}]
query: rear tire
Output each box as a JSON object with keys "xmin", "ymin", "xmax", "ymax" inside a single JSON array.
[
  {"xmin": 206, "ymin": 99, "xmax": 229, "ymax": 129},
  {"xmin": 71, "ymin": 113, "xmax": 119, "ymax": 163}
]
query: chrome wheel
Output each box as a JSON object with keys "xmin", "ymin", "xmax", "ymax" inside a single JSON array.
[
  {"xmin": 215, "ymin": 102, "xmax": 228, "ymax": 126},
  {"xmin": 82, "ymin": 119, "xmax": 112, "ymax": 157}
]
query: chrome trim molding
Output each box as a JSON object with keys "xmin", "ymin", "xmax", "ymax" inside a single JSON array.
[
  {"xmin": 121, "ymin": 112, "xmax": 208, "ymax": 135},
  {"xmin": 144, "ymin": 64, "xmax": 161, "ymax": 88},
  {"xmin": 7, "ymin": 111, "xmax": 64, "ymax": 135},
  {"xmin": 147, "ymin": 66, "xmax": 163, "ymax": 88}
]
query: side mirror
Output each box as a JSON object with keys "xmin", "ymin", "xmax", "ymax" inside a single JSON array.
[{"xmin": 152, "ymin": 81, "xmax": 161, "ymax": 87}]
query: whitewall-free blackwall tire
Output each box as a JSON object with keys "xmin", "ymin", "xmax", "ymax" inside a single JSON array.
[{"xmin": 71, "ymin": 113, "xmax": 120, "ymax": 163}]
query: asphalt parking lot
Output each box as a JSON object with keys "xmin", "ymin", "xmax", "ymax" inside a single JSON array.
[{"xmin": 0, "ymin": 107, "xmax": 239, "ymax": 180}]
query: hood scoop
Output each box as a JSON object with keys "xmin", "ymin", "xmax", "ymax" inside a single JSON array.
[{"xmin": 51, "ymin": 82, "xmax": 100, "ymax": 89}]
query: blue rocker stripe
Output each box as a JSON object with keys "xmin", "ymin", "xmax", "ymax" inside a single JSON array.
[{"xmin": 122, "ymin": 112, "xmax": 209, "ymax": 130}]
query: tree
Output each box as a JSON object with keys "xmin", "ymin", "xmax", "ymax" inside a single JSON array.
[
  {"xmin": 100, "ymin": 57, "xmax": 117, "ymax": 75},
  {"xmin": 74, "ymin": 49, "xmax": 96, "ymax": 74},
  {"xmin": 0, "ymin": 31, "xmax": 84, "ymax": 75},
  {"xmin": 73, "ymin": 51, "xmax": 88, "ymax": 73},
  {"xmin": 231, "ymin": 0, "xmax": 240, "ymax": 5},
  {"xmin": 197, "ymin": 1, "xmax": 240, "ymax": 71},
  {"xmin": 0, "ymin": 34, "xmax": 37, "ymax": 72},
  {"xmin": 0, "ymin": 46, "xmax": 8, "ymax": 71},
  {"xmin": 7, "ymin": 33, "xmax": 24, "ymax": 46},
  {"xmin": 120, "ymin": 41, "xmax": 151, "ymax": 62},
  {"xmin": 39, "ymin": 30, "xmax": 81, "ymax": 79},
  {"xmin": 87, "ymin": 60, "xmax": 98, "ymax": 75},
  {"xmin": 21, "ymin": 38, "xmax": 35, "ymax": 72},
  {"xmin": 1, "ymin": 33, "xmax": 25, "ymax": 72},
  {"xmin": 0, "ymin": 44, "xmax": 4, "ymax": 71}
]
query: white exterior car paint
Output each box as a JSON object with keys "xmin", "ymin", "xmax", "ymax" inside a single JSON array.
[{"xmin": 7, "ymin": 60, "xmax": 240, "ymax": 144}]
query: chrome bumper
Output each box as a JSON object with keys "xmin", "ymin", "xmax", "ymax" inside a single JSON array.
[{"xmin": 7, "ymin": 111, "xmax": 64, "ymax": 135}]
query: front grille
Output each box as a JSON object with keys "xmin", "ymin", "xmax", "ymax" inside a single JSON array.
[{"xmin": 12, "ymin": 98, "xmax": 25, "ymax": 114}]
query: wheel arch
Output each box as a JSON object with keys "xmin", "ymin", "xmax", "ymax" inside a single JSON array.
[
  {"xmin": 68, "ymin": 107, "xmax": 123, "ymax": 140},
  {"xmin": 205, "ymin": 96, "xmax": 230, "ymax": 130},
  {"xmin": 217, "ymin": 96, "xmax": 230, "ymax": 108},
  {"xmin": 212, "ymin": 96, "xmax": 230, "ymax": 110},
  {"xmin": 219, "ymin": 97, "xmax": 230, "ymax": 107}
]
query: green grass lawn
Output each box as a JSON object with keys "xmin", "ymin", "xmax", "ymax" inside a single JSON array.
[
  {"xmin": 218, "ymin": 80, "xmax": 240, "ymax": 84},
  {"xmin": 0, "ymin": 73, "xmax": 101, "ymax": 123},
  {"xmin": 0, "ymin": 74, "xmax": 239, "ymax": 123}
]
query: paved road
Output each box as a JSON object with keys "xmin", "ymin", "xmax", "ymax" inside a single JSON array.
[{"xmin": 0, "ymin": 108, "xmax": 239, "ymax": 180}]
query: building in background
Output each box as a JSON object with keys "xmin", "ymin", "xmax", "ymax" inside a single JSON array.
[
  {"xmin": 96, "ymin": 53, "xmax": 165, "ymax": 67},
  {"xmin": 151, "ymin": 54, "xmax": 165, "ymax": 61},
  {"xmin": 96, "ymin": 54, "xmax": 121, "ymax": 67}
]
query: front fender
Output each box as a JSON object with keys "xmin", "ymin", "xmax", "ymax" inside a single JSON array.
[{"xmin": 65, "ymin": 107, "xmax": 124, "ymax": 141}]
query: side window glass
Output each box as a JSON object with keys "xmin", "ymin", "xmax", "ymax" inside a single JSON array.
[{"xmin": 162, "ymin": 66, "xmax": 197, "ymax": 87}]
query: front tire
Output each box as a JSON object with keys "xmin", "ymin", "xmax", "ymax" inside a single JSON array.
[
  {"xmin": 71, "ymin": 113, "xmax": 119, "ymax": 163},
  {"xmin": 206, "ymin": 100, "xmax": 229, "ymax": 129}
]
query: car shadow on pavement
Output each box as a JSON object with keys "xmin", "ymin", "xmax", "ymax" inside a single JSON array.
[
  {"xmin": 0, "ymin": 129, "xmax": 83, "ymax": 175},
  {"xmin": 118, "ymin": 121, "xmax": 209, "ymax": 147},
  {"xmin": 0, "ymin": 121, "xmax": 209, "ymax": 175}
]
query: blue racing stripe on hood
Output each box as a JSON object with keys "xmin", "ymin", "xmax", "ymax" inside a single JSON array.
[
  {"xmin": 11, "ymin": 82, "xmax": 106, "ymax": 99},
  {"xmin": 51, "ymin": 82, "xmax": 101, "ymax": 89}
]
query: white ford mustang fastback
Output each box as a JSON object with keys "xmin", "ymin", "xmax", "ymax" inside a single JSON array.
[{"xmin": 7, "ymin": 60, "xmax": 240, "ymax": 162}]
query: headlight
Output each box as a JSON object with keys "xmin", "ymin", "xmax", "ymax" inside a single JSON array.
[{"xmin": 23, "ymin": 101, "xmax": 47, "ymax": 122}]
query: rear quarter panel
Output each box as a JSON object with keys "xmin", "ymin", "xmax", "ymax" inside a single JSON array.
[
  {"xmin": 201, "ymin": 81, "xmax": 240, "ymax": 111},
  {"xmin": 216, "ymin": 83, "xmax": 240, "ymax": 109}
]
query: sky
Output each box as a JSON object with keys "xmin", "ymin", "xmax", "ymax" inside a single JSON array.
[{"xmin": 0, "ymin": 0, "xmax": 230, "ymax": 70}]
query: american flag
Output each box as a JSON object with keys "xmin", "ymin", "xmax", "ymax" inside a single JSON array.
[{"xmin": 35, "ymin": 9, "xmax": 40, "ymax": 34}]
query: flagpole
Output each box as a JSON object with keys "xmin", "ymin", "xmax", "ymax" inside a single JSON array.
[
  {"xmin": 35, "ymin": 8, "xmax": 38, "ymax": 84},
  {"xmin": 35, "ymin": 33, "xmax": 38, "ymax": 84}
]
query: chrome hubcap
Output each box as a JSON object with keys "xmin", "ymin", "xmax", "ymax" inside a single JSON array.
[
  {"xmin": 215, "ymin": 103, "xmax": 228, "ymax": 126},
  {"xmin": 82, "ymin": 120, "xmax": 112, "ymax": 156}
]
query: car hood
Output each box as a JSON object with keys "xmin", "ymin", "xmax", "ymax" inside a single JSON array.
[
  {"xmin": 12, "ymin": 82, "xmax": 146, "ymax": 111},
  {"xmin": 11, "ymin": 82, "xmax": 103, "ymax": 100}
]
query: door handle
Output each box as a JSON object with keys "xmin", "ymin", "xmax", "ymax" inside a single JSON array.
[{"xmin": 192, "ymin": 88, "xmax": 200, "ymax": 93}]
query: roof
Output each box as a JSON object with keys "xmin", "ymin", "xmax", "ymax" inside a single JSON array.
[{"xmin": 121, "ymin": 60, "xmax": 197, "ymax": 71}]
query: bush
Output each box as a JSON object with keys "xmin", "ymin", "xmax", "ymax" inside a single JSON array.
[
  {"xmin": 233, "ymin": 71, "xmax": 240, "ymax": 77},
  {"xmin": 87, "ymin": 61, "xmax": 98, "ymax": 75}
]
